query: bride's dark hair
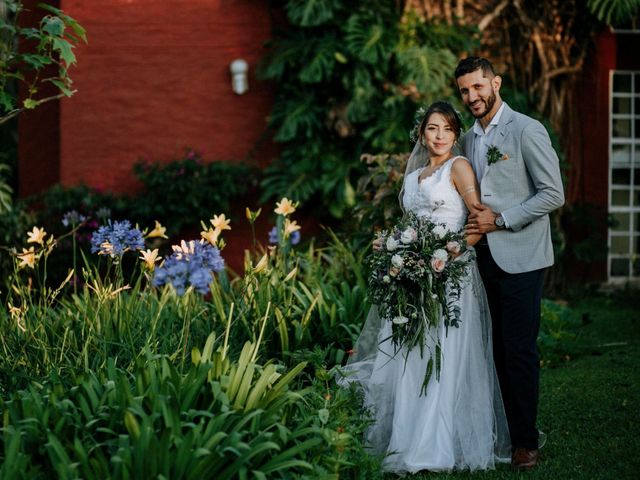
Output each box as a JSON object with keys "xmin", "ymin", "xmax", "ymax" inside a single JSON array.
[{"xmin": 417, "ymin": 101, "xmax": 462, "ymax": 145}]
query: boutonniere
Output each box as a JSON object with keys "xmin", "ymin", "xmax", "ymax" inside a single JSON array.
[{"xmin": 486, "ymin": 145, "xmax": 508, "ymax": 165}]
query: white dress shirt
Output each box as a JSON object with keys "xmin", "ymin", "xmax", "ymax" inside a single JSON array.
[{"xmin": 470, "ymin": 102, "xmax": 511, "ymax": 228}]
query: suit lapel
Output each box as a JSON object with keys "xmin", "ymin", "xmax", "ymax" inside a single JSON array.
[
  {"xmin": 482, "ymin": 103, "xmax": 514, "ymax": 184},
  {"xmin": 493, "ymin": 103, "xmax": 514, "ymax": 153}
]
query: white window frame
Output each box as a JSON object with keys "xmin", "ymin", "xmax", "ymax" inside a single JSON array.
[{"xmin": 608, "ymin": 70, "xmax": 640, "ymax": 283}]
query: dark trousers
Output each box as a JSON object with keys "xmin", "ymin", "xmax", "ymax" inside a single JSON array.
[{"xmin": 475, "ymin": 243, "xmax": 544, "ymax": 450}]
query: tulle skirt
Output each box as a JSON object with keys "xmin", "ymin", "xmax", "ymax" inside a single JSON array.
[{"xmin": 339, "ymin": 257, "xmax": 511, "ymax": 474}]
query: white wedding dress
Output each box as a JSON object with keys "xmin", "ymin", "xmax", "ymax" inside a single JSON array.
[{"xmin": 340, "ymin": 157, "xmax": 511, "ymax": 474}]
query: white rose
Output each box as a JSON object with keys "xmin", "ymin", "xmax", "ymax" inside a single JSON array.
[
  {"xmin": 400, "ymin": 227, "xmax": 417, "ymax": 244},
  {"xmin": 391, "ymin": 254, "xmax": 404, "ymax": 268},
  {"xmin": 386, "ymin": 236, "xmax": 399, "ymax": 251},
  {"xmin": 433, "ymin": 248, "xmax": 448, "ymax": 261},
  {"xmin": 432, "ymin": 225, "xmax": 447, "ymax": 238},
  {"xmin": 446, "ymin": 240, "xmax": 461, "ymax": 254},
  {"xmin": 392, "ymin": 315, "xmax": 409, "ymax": 325}
]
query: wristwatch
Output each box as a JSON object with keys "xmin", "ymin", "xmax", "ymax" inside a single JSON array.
[{"xmin": 494, "ymin": 213, "xmax": 505, "ymax": 229}]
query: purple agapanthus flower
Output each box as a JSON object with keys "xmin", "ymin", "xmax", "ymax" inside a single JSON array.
[
  {"xmin": 268, "ymin": 226, "xmax": 300, "ymax": 246},
  {"xmin": 268, "ymin": 226, "xmax": 279, "ymax": 245},
  {"xmin": 152, "ymin": 240, "xmax": 225, "ymax": 295},
  {"xmin": 62, "ymin": 210, "xmax": 87, "ymax": 227},
  {"xmin": 90, "ymin": 220, "xmax": 145, "ymax": 256}
]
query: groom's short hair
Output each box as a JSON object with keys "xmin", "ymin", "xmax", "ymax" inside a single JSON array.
[{"xmin": 454, "ymin": 57, "xmax": 496, "ymax": 79}]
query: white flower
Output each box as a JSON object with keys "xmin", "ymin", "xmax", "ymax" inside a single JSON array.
[
  {"xmin": 446, "ymin": 240, "xmax": 461, "ymax": 254},
  {"xmin": 391, "ymin": 254, "xmax": 404, "ymax": 268},
  {"xmin": 382, "ymin": 275, "xmax": 391, "ymax": 283},
  {"xmin": 431, "ymin": 257, "xmax": 446, "ymax": 273},
  {"xmin": 432, "ymin": 225, "xmax": 447, "ymax": 238},
  {"xmin": 392, "ymin": 315, "xmax": 409, "ymax": 325},
  {"xmin": 433, "ymin": 248, "xmax": 448, "ymax": 261},
  {"xmin": 386, "ymin": 236, "xmax": 399, "ymax": 251},
  {"xmin": 400, "ymin": 227, "xmax": 417, "ymax": 244}
]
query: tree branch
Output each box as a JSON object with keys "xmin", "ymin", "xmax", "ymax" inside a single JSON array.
[
  {"xmin": 478, "ymin": 0, "xmax": 509, "ymax": 31},
  {"xmin": 0, "ymin": 90, "xmax": 74, "ymax": 126}
]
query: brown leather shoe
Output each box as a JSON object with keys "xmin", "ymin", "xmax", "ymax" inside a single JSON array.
[{"xmin": 512, "ymin": 448, "xmax": 539, "ymax": 470}]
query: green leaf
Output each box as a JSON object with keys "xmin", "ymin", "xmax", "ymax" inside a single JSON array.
[
  {"xmin": 23, "ymin": 98, "xmax": 39, "ymax": 109},
  {"xmin": 344, "ymin": 11, "xmax": 394, "ymax": 65},
  {"xmin": 52, "ymin": 37, "xmax": 76, "ymax": 66},
  {"xmin": 42, "ymin": 16, "xmax": 65, "ymax": 36},
  {"xmin": 334, "ymin": 51, "xmax": 348, "ymax": 64},
  {"xmin": 21, "ymin": 53, "xmax": 53, "ymax": 69},
  {"xmin": 395, "ymin": 45, "xmax": 457, "ymax": 97},
  {"xmin": 285, "ymin": 0, "xmax": 342, "ymax": 26},
  {"xmin": 318, "ymin": 407, "xmax": 329, "ymax": 425},
  {"xmin": 46, "ymin": 78, "xmax": 73, "ymax": 96}
]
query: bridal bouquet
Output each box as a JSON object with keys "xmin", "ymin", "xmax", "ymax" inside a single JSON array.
[{"xmin": 368, "ymin": 212, "xmax": 472, "ymax": 393}]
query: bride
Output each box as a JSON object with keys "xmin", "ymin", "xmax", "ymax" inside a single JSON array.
[{"xmin": 340, "ymin": 101, "xmax": 511, "ymax": 473}]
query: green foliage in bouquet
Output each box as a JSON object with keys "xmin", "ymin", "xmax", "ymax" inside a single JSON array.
[
  {"xmin": 368, "ymin": 212, "xmax": 471, "ymax": 393},
  {"xmin": 260, "ymin": 0, "xmax": 478, "ymax": 218}
]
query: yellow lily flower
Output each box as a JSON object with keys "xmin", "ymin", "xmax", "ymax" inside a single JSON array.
[
  {"xmin": 274, "ymin": 197, "xmax": 297, "ymax": 216},
  {"xmin": 253, "ymin": 253, "xmax": 269, "ymax": 274},
  {"xmin": 283, "ymin": 219, "xmax": 301, "ymax": 238},
  {"xmin": 27, "ymin": 226, "xmax": 47, "ymax": 245},
  {"xmin": 139, "ymin": 249, "xmax": 161, "ymax": 270},
  {"xmin": 8, "ymin": 302, "xmax": 26, "ymax": 332},
  {"xmin": 17, "ymin": 247, "xmax": 36, "ymax": 269},
  {"xmin": 210, "ymin": 214, "xmax": 231, "ymax": 232},
  {"xmin": 245, "ymin": 207, "xmax": 262, "ymax": 223},
  {"xmin": 201, "ymin": 227, "xmax": 220, "ymax": 246},
  {"xmin": 147, "ymin": 220, "xmax": 168, "ymax": 239}
]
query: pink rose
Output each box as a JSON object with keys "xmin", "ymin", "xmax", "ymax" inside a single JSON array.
[
  {"xmin": 389, "ymin": 266, "xmax": 401, "ymax": 277},
  {"xmin": 446, "ymin": 241, "xmax": 461, "ymax": 254},
  {"xmin": 430, "ymin": 257, "xmax": 445, "ymax": 273}
]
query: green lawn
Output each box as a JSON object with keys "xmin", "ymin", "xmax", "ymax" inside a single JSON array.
[{"xmin": 407, "ymin": 292, "xmax": 640, "ymax": 479}]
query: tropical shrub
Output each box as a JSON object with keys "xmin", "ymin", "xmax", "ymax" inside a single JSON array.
[
  {"xmin": 260, "ymin": 0, "xmax": 478, "ymax": 218},
  {"xmin": 130, "ymin": 152, "xmax": 256, "ymax": 234},
  {"xmin": 32, "ymin": 151, "xmax": 256, "ymax": 237}
]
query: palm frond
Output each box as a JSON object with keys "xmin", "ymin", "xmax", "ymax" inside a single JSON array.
[{"xmin": 587, "ymin": 0, "xmax": 640, "ymax": 25}]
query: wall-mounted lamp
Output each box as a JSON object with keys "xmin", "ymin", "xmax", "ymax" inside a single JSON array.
[{"xmin": 230, "ymin": 59, "xmax": 249, "ymax": 95}]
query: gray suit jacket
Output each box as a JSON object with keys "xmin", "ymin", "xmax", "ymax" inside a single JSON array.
[{"xmin": 461, "ymin": 103, "xmax": 564, "ymax": 274}]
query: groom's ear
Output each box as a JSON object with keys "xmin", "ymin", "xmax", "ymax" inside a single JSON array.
[{"xmin": 492, "ymin": 75, "xmax": 502, "ymax": 92}]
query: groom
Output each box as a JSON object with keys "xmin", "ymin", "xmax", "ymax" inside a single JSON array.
[{"xmin": 455, "ymin": 57, "xmax": 564, "ymax": 469}]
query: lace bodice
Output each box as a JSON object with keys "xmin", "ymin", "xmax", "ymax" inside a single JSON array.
[{"xmin": 402, "ymin": 156, "xmax": 468, "ymax": 231}]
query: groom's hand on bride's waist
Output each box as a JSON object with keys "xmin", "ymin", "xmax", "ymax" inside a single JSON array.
[{"xmin": 466, "ymin": 203, "xmax": 500, "ymax": 234}]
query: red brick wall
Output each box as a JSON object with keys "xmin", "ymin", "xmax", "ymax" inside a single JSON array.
[{"xmin": 58, "ymin": 0, "xmax": 276, "ymax": 193}]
